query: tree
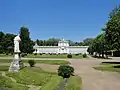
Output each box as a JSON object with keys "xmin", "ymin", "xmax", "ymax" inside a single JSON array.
[
  {"xmin": 0, "ymin": 32, "xmax": 5, "ymax": 53},
  {"xmin": 3, "ymin": 33, "xmax": 15, "ymax": 54},
  {"xmin": 83, "ymin": 38, "xmax": 94, "ymax": 46},
  {"xmin": 20, "ymin": 27, "xmax": 34, "ymax": 54},
  {"xmin": 104, "ymin": 5, "xmax": 120, "ymax": 51},
  {"xmin": 46, "ymin": 38, "xmax": 60, "ymax": 46},
  {"xmin": 88, "ymin": 33, "xmax": 109, "ymax": 58}
]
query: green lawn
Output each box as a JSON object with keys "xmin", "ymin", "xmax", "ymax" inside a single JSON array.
[
  {"xmin": 24, "ymin": 60, "xmax": 70, "ymax": 65},
  {"xmin": 0, "ymin": 66, "xmax": 82, "ymax": 90},
  {"xmin": 0, "ymin": 66, "xmax": 9, "ymax": 71},
  {"xmin": 6, "ymin": 67, "xmax": 61, "ymax": 86},
  {"xmin": 41, "ymin": 75, "xmax": 62, "ymax": 90},
  {"xmin": 0, "ymin": 54, "xmax": 13, "ymax": 57},
  {"xmin": 65, "ymin": 76, "xmax": 82, "ymax": 90},
  {"xmin": 93, "ymin": 64, "xmax": 120, "ymax": 72},
  {"xmin": 0, "ymin": 67, "xmax": 62, "ymax": 90},
  {"xmin": 0, "ymin": 53, "xmax": 87, "ymax": 59},
  {"xmin": 25, "ymin": 54, "xmax": 84, "ymax": 59},
  {"xmin": 0, "ymin": 59, "xmax": 12, "ymax": 63},
  {"xmin": 0, "ymin": 59, "xmax": 70, "ymax": 65},
  {"xmin": 0, "ymin": 75, "xmax": 28, "ymax": 90}
]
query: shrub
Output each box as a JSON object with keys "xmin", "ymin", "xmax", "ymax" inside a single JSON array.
[
  {"xmin": 21, "ymin": 53, "xmax": 27, "ymax": 57},
  {"xmin": 83, "ymin": 53, "xmax": 87, "ymax": 58},
  {"xmin": 34, "ymin": 53, "xmax": 37, "ymax": 55},
  {"xmin": 28, "ymin": 60, "xmax": 36, "ymax": 67},
  {"xmin": 75, "ymin": 54, "xmax": 79, "ymax": 56},
  {"xmin": 39, "ymin": 53, "xmax": 42, "ymax": 55},
  {"xmin": 67, "ymin": 54, "xmax": 72, "ymax": 58},
  {"xmin": 58, "ymin": 65, "xmax": 74, "ymax": 78}
]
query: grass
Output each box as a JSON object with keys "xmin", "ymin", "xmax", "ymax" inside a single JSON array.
[
  {"xmin": 24, "ymin": 60, "xmax": 70, "ymax": 65},
  {"xmin": 41, "ymin": 75, "xmax": 62, "ymax": 90},
  {"xmin": 93, "ymin": 64, "xmax": 120, "ymax": 72},
  {"xmin": 6, "ymin": 67, "xmax": 60, "ymax": 86},
  {"xmin": 0, "ymin": 59, "xmax": 70, "ymax": 65},
  {"xmin": 0, "ymin": 54, "xmax": 13, "ymax": 57},
  {"xmin": 65, "ymin": 76, "xmax": 82, "ymax": 90},
  {"xmin": 0, "ymin": 75, "xmax": 28, "ymax": 90},
  {"xmin": 0, "ymin": 67, "xmax": 62, "ymax": 90},
  {"xmin": 0, "ymin": 59, "xmax": 12, "ymax": 63},
  {"xmin": 0, "ymin": 65, "xmax": 82, "ymax": 90},
  {"xmin": 0, "ymin": 66, "xmax": 9, "ymax": 71},
  {"xmin": 0, "ymin": 53, "xmax": 88, "ymax": 59},
  {"xmin": 25, "ymin": 54, "xmax": 84, "ymax": 59}
]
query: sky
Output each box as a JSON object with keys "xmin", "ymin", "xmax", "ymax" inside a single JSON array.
[{"xmin": 0, "ymin": 0, "xmax": 120, "ymax": 42}]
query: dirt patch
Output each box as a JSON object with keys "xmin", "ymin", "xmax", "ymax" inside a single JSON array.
[{"xmin": 35, "ymin": 63, "xmax": 59, "ymax": 73}]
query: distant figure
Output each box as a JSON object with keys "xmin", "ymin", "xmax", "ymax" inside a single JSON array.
[{"xmin": 14, "ymin": 34, "xmax": 21, "ymax": 53}]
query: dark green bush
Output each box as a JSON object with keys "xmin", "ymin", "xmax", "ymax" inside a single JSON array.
[
  {"xmin": 28, "ymin": 60, "xmax": 36, "ymax": 67},
  {"xmin": 21, "ymin": 53, "xmax": 27, "ymax": 57},
  {"xmin": 83, "ymin": 53, "xmax": 87, "ymax": 58},
  {"xmin": 67, "ymin": 54, "xmax": 72, "ymax": 58},
  {"xmin": 75, "ymin": 54, "xmax": 79, "ymax": 56},
  {"xmin": 34, "ymin": 53, "xmax": 37, "ymax": 55},
  {"xmin": 39, "ymin": 53, "xmax": 42, "ymax": 55},
  {"xmin": 58, "ymin": 65, "xmax": 74, "ymax": 78}
]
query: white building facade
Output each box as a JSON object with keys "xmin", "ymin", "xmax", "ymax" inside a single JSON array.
[{"xmin": 33, "ymin": 39, "xmax": 88, "ymax": 54}]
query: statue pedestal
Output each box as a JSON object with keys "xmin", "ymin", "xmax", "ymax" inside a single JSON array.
[{"xmin": 9, "ymin": 53, "xmax": 24, "ymax": 72}]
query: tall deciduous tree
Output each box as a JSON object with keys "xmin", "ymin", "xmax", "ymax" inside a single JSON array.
[
  {"xmin": 104, "ymin": 5, "xmax": 120, "ymax": 50},
  {"xmin": 4, "ymin": 33, "xmax": 15, "ymax": 54},
  {"xmin": 83, "ymin": 38, "xmax": 94, "ymax": 46},
  {"xmin": 0, "ymin": 31, "xmax": 5, "ymax": 53},
  {"xmin": 88, "ymin": 33, "xmax": 109, "ymax": 58},
  {"xmin": 20, "ymin": 27, "xmax": 34, "ymax": 54}
]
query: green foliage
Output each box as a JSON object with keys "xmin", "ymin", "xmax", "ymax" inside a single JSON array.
[
  {"xmin": 34, "ymin": 53, "xmax": 37, "ymax": 55},
  {"xmin": 83, "ymin": 38, "xmax": 94, "ymax": 46},
  {"xmin": 0, "ymin": 32, "xmax": 15, "ymax": 54},
  {"xmin": 67, "ymin": 54, "xmax": 72, "ymax": 58},
  {"xmin": 104, "ymin": 5, "xmax": 120, "ymax": 50},
  {"xmin": 82, "ymin": 53, "xmax": 87, "ymax": 58},
  {"xmin": 21, "ymin": 53, "xmax": 27, "ymax": 57},
  {"xmin": 58, "ymin": 65, "xmax": 74, "ymax": 78},
  {"xmin": 88, "ymin": 33, "xmax": 110, "ymax": 58},
  {"xmin": 36, "ymin": 38, "xmax": 60, "ymax": 46},
  {"xmin": 28, "ymin": 60, "xmax": 36, "ymax": 67},
  {"xmin": 20, "ymin": 26, "xmax": 34, "ymax": 54}
]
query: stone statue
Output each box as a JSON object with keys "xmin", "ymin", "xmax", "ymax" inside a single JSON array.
[
  {"xmin": 9, "ymin": 34, "xmax": 24, "ymax": 72},
  {"xmin": 14, "ymin": 34, "xmax": 21, "ymax": 53}
]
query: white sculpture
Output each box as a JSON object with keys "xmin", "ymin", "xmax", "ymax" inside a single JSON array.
[
  {"xmin": 14, "ymin": 34, "xmax": 21, "ymax": 53},
  {"xmin": 9, "ymin": 34, "xmax": 24, "ymax": 72}
]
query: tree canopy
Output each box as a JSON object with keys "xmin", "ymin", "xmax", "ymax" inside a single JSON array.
[
  {"xmin": 20, "ymin": 27, "xmax": 34, "ymax": 54},
  {"xmin": 104, "ymin": 5, "xmax": 120, "ymax": 51},
  {"xmin": 0, "ymin": 32, "xmax": 15, "ymax": 54}
]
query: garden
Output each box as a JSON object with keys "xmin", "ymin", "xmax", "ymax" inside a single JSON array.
[{"xmin": 0, "ymin": 59, "xmax": 82, "ymax": 90}]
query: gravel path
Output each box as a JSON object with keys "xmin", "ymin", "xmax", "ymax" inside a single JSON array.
[{"xmin": 69, "ymin": 59, "xmax": 120, "ymax": 90}]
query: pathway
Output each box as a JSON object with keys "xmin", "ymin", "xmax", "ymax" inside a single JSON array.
[{"xmin": 69, "ymin": 58, "xmax": 120, "ymax": 90}]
